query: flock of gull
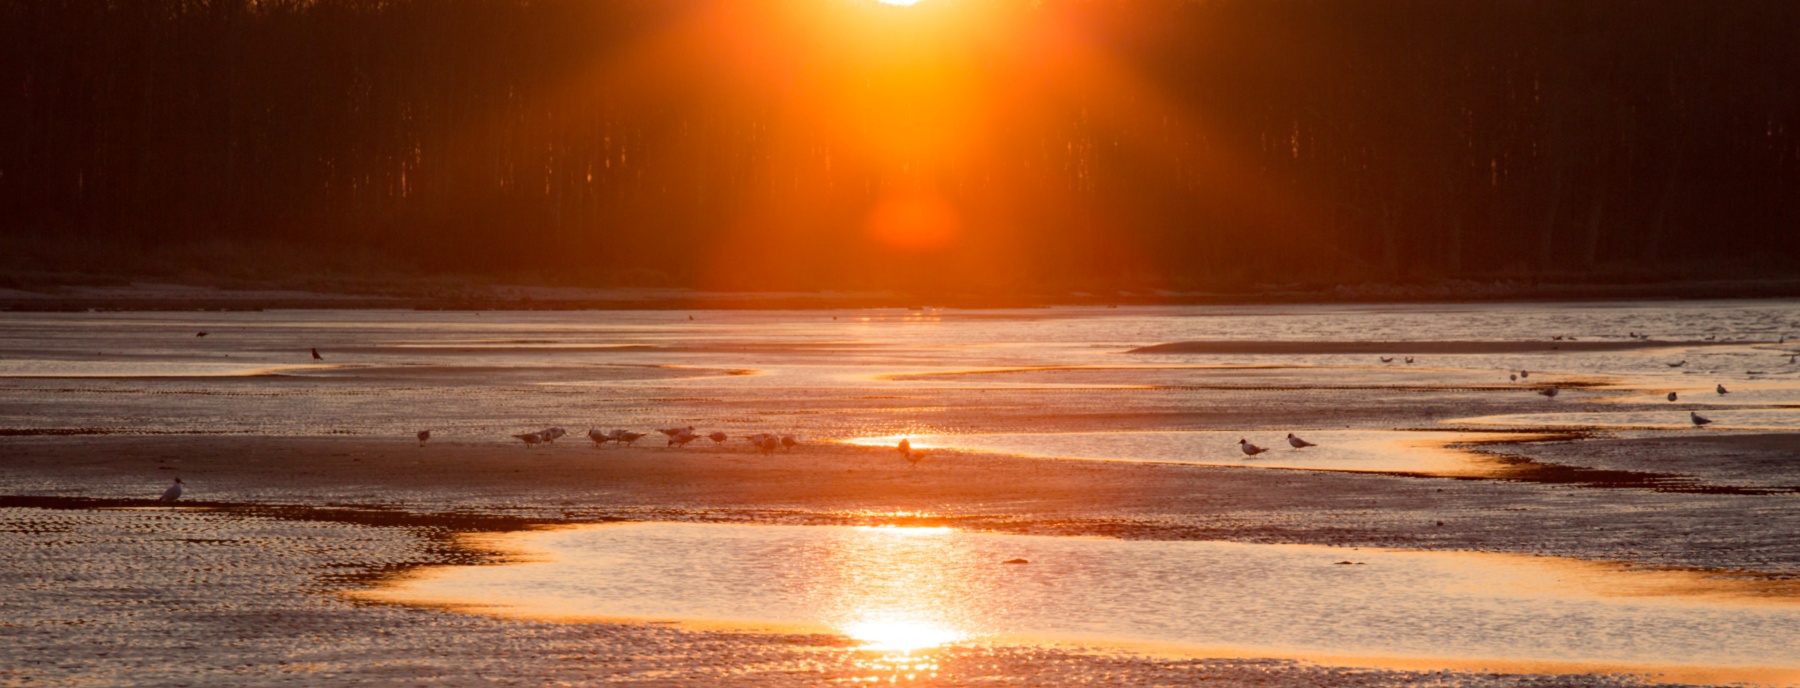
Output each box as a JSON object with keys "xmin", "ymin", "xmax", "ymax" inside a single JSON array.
[{"xmin": 483, "ymin": 425, "xmax": 805, "ymax": 454}]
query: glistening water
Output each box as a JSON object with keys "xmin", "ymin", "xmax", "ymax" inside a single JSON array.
[{"xmin": 366, "ymin": 522, "xmax": 1800, "ymax": 682}]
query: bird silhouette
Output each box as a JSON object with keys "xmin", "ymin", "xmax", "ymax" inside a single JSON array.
[
  {"xmin": 781, "ymin": 435, "xmax": 798, "ymax": 451},
  {"xmin": 1379, "ymin": 356, "xmax": 1393, "ymax": 363},
  {"xmin": 1690, "ymin": 411, "xmax": 1713, "ymax": 427},
  {"xmin": 417, "ymin": 429, "xmax": 430, "ymax": 446},
  {"xmin": 1667, "ymin": 392, "xmax": 1678, "ymax": 402},
  {"xmin": 588, "ymin": 428, "xmax": 613, "ymax": 447},
  {"xmin": 1239, "ymin": 439, "xmax": 1270, "ymax": 457},
  {"xmin": 1538, "ymin": 386, "xmax": 1559, "ymax": 398},
  {"xmin": 708, "ymin": 431, "xmax": 729, "ymax": 444},
  {"xmin": 512, "ymin": 432, "xmax": 543, "ymax": 447},
  {"xmin": 1717, "ymin": 384, "xmax": 1730, "ymax": 395},
  {"xmin": 159, "ymin": 478, "xmax": 184, "ymax": 502},
  {"xmin": 1404, "ymin": 356, "xmax": 1415, "ymax": 364},
  {"xmin": 616, "ymin": 431, "xmax": 645, "ymax": 446},
  {"xmin": 1667, "ymin": 360, "xmax": 1687, "ymax": 368},
  {"xmin": 311, "ymin": 348, "xmax": 323, "ymax": 360},
  {"xmin": 1509, "ymin": 374, "xmax": 1517, "ymax": 382},
  {"xmin": 1286, "ymin": 433, "xmax": 1317, "ymax": 449},
  {"xmin": 195, "ymin": 332, "xmax": 207, "ymax": 338},
  {"xmin": 1520, "ymin": 370, "xmax": 1529, "ymax": 378}
]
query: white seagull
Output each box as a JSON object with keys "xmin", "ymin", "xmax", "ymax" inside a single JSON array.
[
  {"xmin": 159, "ymin": 478, "xmax": 184, "ymax": 502},
  {"xmin": 1690, "ymin": 411, "xmax": 1713, "ymax": 427},
  {"xmin": 1239, "ymin": 439, "xmax": 1270, "ymax": 457},
  {"xmin": 616, "ymin": 431, "xmax": 645, "ymax": 446},
  {"xmin": 512, "ymin": 432, "xmax": 543, "ymax": 447},
  {"xmin": 1286, "ymin": 433, "xmax": 1317, "ymax": 449}
]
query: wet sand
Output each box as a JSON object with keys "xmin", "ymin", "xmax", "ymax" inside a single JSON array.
[{"xmin": 4, "ymin": 434, "xmax": 1799, "ymax": 686}]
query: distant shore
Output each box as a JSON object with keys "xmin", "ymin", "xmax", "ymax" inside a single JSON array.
[{"xmin": 4, "ymin": 277, "xmax": 1800, "ymax": 311}]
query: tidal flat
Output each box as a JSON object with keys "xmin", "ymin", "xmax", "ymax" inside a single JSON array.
[{"xmin": 3, "ymin": 301, "xmax": 1799, "ymax": 686}]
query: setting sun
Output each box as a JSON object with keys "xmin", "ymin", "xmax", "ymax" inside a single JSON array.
[{"xmin": 873, "ymin": 0, "xmax": 923, "ymax": 5}]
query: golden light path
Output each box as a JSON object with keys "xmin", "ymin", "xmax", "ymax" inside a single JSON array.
[{"xmin": 360, "ymin": 522, "xmax": 1800, "ymax": 686}]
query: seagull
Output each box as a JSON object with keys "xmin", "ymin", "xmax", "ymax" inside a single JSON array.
[
  {"xmin": 311, "ymin": 348, "xmax": 323, "ymax": 360},
  {"xmin": 904, "ymin": 447, "xmax": 926, "ymax": 468},
  {"xmin": 159, "ymin": 478, "xmax": 184, "ymax": 502},
  {"xmin": 898, "ymin": 438, "xmax": 912, "ymax": 455},
  {"xmin": 1667, "ymin": 360, "xmax": 1686, "ymax": 368},
  {"xmin": 195, "ymin": 332, "xmax": 208, "ymax": 338},
  {"xmin": 1667, "ymin": 392, "xmax": 1678, "ymax": 402},
  {"xmin": 668, "ymin": 431, "xmax": 699, "ymax": 448},
  {"xmin": 512, "ymin": 432, "xmax": 543, "ymax": 447},
  {"xmin": 1552, "ymin": 335, "xmax": 1564, "ymax": 341},
  {"xmin": 1520, "ymin": 370, "xmax": 1529, "ymax": 379},
  {"xmin": 1239, "ymin": 439, "xmax": 1270, "ymax": 457},
  {"xmin": 1704, "ymin": 335, "xmax": 1716, "ymax": 341},
  {"xmin": 417, "ymin": 429, "xmax": 430, "ymax": 446},
  {"xmin": 1716, "ymin": 384, "xmax": 1729, "ymax": 395},
  {"xmin": 1538, "ymin": 386, "xmax": 1559, "ymax": 398},
  {"xmin": 1379, "ymin": 357, "xmax": 1394, "ymax": 363},
  {"xmin": 781, "ymin": 435, "xmax": 798, "ymax": 451},
  {"xmin": 1509, "ymin": 374, "xmax": 1517, "ymax": 382},
  {"xmin": 536, "ymin": 427, "xmax": 566, "ymax": 443},
  {"xmin": 1286, "ymin": 433, "xmax": 1317, "ymax": 449},
  {"xmin": 1690, "ymin": 411, "xmax": 1713, "ymax": 427},
  {"xmin": 588, "ymin": 428, "xmax": 613, "ymax": 447},
  {"xmin": 708, "ymin": 431, "xmax": 729, "ymax": 444},
  {"xmin": 1404, "ymin": 357, "xmax": 1415, "ymax": 364},
  {"xmin": 657, "ymin": 426, "xmax": 695, "ymax": 438},
  {"xmin": 617, "ymin": 431, "xmax": 645, "ymax": 446}
]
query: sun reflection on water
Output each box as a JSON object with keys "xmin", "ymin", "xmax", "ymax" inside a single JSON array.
[{"xmin": 821, "ymin": 524, "xmax": 975, "ymax": 681}]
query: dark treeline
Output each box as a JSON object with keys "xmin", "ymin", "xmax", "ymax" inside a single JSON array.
[{"xmin": 2, "ymin": 0, "xmax": 1798, "ymax": 293}]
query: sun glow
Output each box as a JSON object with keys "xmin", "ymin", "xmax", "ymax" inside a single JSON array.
[
  {"xmin": 842, "ymin": 616, "xmax": 966, "ymax": 651},
  {"xmin": 873, "ymin": 0, "xmax": 923, "ymax": 5}
]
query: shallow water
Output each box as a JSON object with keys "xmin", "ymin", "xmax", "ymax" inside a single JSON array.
[
  {"xmin": 368, "ymin": 522, "xmax": 1800, "ymax": 680},
  {"xmin": 2, "ymin": 301, "xmax": 1797, "ymax": 445}
]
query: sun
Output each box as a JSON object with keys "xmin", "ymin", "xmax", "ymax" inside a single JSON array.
[{"xmin": 873, "ymin": 0, "xmax": 923, "ymax": 5}]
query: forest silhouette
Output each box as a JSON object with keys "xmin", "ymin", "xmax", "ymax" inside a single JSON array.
[{"xmin": 2, "ymin": 0, "xmax": 1797, "ymax": 295}]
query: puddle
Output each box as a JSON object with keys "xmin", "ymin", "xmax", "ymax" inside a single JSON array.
[
  {"xmin": 362, "ymin": 522, "xmax": 1800, "ymax": 684},
  {"xmin": 844, "ymin": 430, "xmax": 1552, "ymax": 477}
]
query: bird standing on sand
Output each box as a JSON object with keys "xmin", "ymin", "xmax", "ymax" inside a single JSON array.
[
  {"xmin": 417, "ymin": 429, "xmax": 430, "ymax": 446},
  {"xmin": 311, "ymin": 348, "xmax": 323, "ymax": 360},
  {"xmin": 781, "ymin": 435, "xmax": 798, "ymax": 451},
  {"xmin": 904, "ymin": 447, "xmax": 925, "ymax": 468},
  {"xmin": 708, "ymin": 431, "xmax": 728, "ymax": 445},
  {"xmin": 1717, "ymin": 384, "xmax": 1730, "ymax": 395},
  {"xmin": 196, "ymin": 332, "xmax": 207, "ymax": 338},
  {"xmin": 1239, "ymin": 439, "xmax": 1270, "ymax": 457},
  {"xmin": 1509, "ymin": 374, "xmax": 1517, "ymax": 382},
  {"xmin": 897, "ymin": 438, "xmax": 911, "ymax": 456},
  {"xmin": 160, "ymin": 478, "xmax": 183, "ymax": 502},
  {"xmin": 1667, "ymin": 360, "xmax": 1686, "ymax": 368},
  {"xmin": 588, "ymin": 428, "xmax": 613, "ymax": 447},
  {"xmin": 535, "ymin": 427, "xmax": 566, "ymax": 444},
  {"xmin": 1520, "ymin": 370, "xmax": 1529, "ymax": 379},
  {"xmin": 1404, "ymin": 356, "xmax": 1415, "ymax": 364},
  {"xmin": 1691, "ymin": 411, "xmax": 1713, "ymax": 427},
  {"xmin": 512, "ymin": 432, "xmax": 542, "ymax": 447},
  {"xmin": 1286, "ymin": 433, "xmax": 1316, "ymax": 449},
  {"xmin": 1667, "ymin": 392, "xmax": 1678, "ymax": 402},
  {"xmin": 617, "ymin": 431, "xmax": 645, "ymax": 446},
  {"xmin": 669, "ymin": 431, "xmax": 699, "ymax": 448},
  {"xmin": 1379, "ymin": 357, "xmax": 1393, "ymax": 363},
  {"xmin": 1538, "ymin": 386, "xmax": 1559, "ymax": 398}
]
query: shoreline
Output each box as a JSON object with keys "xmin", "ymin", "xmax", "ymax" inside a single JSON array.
[{"xmin": 5, "ymin": 279, "xmax": 1800, "ymax": 312}]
